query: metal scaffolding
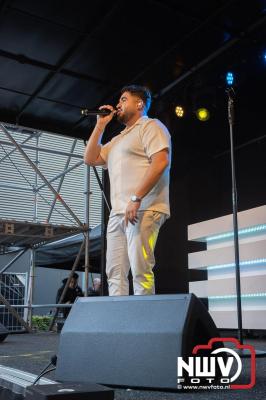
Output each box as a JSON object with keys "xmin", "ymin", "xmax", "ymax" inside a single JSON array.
[{"xmin": 0, "ymin": 122, "xmax": 94, "ymax": 331}]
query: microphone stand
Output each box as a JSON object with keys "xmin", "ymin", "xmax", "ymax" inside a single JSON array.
[
  {"xmin": 226, "ymin": 87, "xmax": 243, "ymax": 345},
  {"xmin": 227, "ymin": 87, "xmax": 266, "ymax": 357},
  {"xmin": 92, "ymin": 166, "xmax": 111, "ymax": 296}
]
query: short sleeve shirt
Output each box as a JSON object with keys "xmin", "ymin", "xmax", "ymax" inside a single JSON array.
[{"xmin": 100, "ymin": 116, "xmax": 171, "ymax": 216}]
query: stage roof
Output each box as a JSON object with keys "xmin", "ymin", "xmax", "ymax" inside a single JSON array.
[{"xmin": 0, "ymin": 0, "xmax": 265, "ymax": 148}]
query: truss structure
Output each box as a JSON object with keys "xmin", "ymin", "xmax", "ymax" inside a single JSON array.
[{"xmin": 0, "ymin": 122, "xmax": 94, "ymax": 331}]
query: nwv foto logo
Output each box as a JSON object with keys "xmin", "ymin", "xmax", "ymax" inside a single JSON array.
[{"xmin": 177, "ymin": 338, "xmax": 256, "ymax": 390}]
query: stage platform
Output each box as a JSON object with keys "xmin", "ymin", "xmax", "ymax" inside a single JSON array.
[{"xmin": 0, "ymin": 331, "xmax": 265, "ymax": 399}]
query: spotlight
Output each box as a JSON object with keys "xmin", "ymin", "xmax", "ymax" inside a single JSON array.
[
  {"xmin": 226, "ymin": 71, "xmax": 234, "ymax": 86},
  {"xmin": 175, "ymin": 106, "xmax": 184, "ymax": 118},
  {"xmin": 196, "ymin": 108, "xmax": 210, "ymax": 122}
]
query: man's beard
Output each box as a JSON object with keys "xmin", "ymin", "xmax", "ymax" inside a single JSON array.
[{"xmin": 117, "ymin": 110, "xmax": 134, "ymax": 125}]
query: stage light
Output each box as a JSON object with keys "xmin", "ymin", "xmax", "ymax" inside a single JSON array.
[
  {"xmin": 175, "ymin": 105, "xmax": 184, "ymax": 118},
  {"xmin": 226, "ymin": 71, "xmax": 234, "ymax": 86},
  {"xmin": 196, "ymin": 108, "xmax": 210, "ymax": 122},
  {"xmin": 206, "ymin": 224, "xmax": 266, "ymax": 243}
]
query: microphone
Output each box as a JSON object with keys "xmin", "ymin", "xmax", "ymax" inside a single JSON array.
[{"xmin": 81, "ymin": 108, "xmax": 114, "ymax": 116}]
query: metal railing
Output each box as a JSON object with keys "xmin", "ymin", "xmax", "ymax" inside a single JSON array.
[{"xmin": 0, "ymin": 304, "xmax": 73, "ymax": 309}]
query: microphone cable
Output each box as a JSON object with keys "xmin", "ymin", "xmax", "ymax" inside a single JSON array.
[{"xmin": 33, "ymin": 355, "xmax": 57, "ymax": 385}]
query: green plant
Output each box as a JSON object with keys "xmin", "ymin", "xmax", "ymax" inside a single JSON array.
[{"xmin": 32, "ymin": 315, "xmax": 52, "ymax": 331}]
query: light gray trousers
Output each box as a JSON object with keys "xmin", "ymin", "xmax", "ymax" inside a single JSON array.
[{"xmin": 106, "ymin": 211, "xmax": 166, "ymax": 295}]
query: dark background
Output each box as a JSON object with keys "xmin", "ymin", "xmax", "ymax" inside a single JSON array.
[{"xmin": 0, "ymin": 0, "xmax": 265, "ymax": 293}]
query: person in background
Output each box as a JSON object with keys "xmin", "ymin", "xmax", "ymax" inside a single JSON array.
[
  {"xmin": 56, "ymin": 272, "xmax": 84, "ymax": 318},
  {"xmin": 88, "ymin": 277, "xmax": 101, "ymax": 296}
]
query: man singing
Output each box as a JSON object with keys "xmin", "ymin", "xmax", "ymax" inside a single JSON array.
[{"xmin": 84, "ymin": 85, "xmax": 171, "ymax": 295}]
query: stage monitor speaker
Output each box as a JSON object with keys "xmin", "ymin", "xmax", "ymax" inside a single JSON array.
[
  {"xmin": 56, "ymin": 294, "xmax": 220, "ymax": 390},
  {"xmin": 0, "ymin": 323, "xmax": 8, "ymax": 342}
]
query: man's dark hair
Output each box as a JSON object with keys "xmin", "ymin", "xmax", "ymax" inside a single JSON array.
[
  {"xmin": 62, "ymin": 272, "xmax": 79, "ymax": 284},
  {"xmin": 121, "ymin": 85, "xmax": 152, "ymax": 112}
]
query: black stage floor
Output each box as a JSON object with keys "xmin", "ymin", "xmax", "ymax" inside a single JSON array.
[{"xmin": 0, "ymin": 331, "xmax": 265, "ymax": 399}]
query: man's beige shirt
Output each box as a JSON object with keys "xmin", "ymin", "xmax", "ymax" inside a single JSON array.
[{"xmin": 100, "ymin": 116, "xmax": 171, "ymax": 216}]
